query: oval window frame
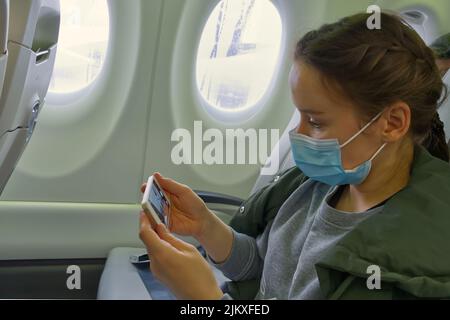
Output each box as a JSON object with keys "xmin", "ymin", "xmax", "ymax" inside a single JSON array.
[{"xmin": 194, "ymin": 0, "xmax": 284, "ymax": 124}]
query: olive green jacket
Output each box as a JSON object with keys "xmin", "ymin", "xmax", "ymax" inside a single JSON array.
[
  {"xmin": 224, "ymin": 145, "xmax": 450, "ymax": 299},
  {"xmin": 431, "ymin": 33, "xmax": 450, "ymax": 59}
]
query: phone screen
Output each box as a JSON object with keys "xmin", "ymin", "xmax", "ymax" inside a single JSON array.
[{"xmin": 149, "ymin": 181, "xmax": 170, "ymax": 224}]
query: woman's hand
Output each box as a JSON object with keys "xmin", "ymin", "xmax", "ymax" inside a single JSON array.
[
  {"xmin": 141, "ymin": 173, "xmax": 213, "ymax": 240},
  {"xmin": 141, "ymin": 173, "xmax": 234, "ymax": 264},
  {"xmin": 139, "ymin": 212, "xmax": 223, "ymax": 300}
]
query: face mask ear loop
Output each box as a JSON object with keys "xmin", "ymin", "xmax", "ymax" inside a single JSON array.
[
  {"xmin": 369, "ymin": 142, "xmax": 388, "ymax": 161},
  {"xmin": 340, "ymin": 111, "xmax": 384, "ymax": 149}
]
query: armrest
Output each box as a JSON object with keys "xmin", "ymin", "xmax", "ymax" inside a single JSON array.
[
  {"xmin": 97, "ymin": 247, "xmax": 230, "ymax": 300},
  {"xmin": 194, "ymin": 190, "xmax": 244, "ymax": 207}
]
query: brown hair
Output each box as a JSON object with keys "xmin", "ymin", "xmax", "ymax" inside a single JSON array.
[{"xmin": 295, "ymin": 12, "xmax": 449, "ymax": 162}]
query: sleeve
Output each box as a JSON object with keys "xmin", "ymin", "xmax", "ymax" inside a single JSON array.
[{"xmin": 208, "ymin": 220, "xmax": 274, "ymax": 282}]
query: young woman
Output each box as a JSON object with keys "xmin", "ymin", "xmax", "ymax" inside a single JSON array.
[{"xmin": 139, "ymin": 12, "xmax": 450, "ymax": 300}]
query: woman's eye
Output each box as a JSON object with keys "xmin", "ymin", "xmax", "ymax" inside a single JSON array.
[{"xmin": 308, "ymin": 119, "xmax": 321, "ymax": 128}]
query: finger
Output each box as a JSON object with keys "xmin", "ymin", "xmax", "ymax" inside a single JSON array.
[
  {"xmin": 140, "ymin": 183, "xmax": 147, "ymax": 193},
  {"xmin": 156, "ymin": 223, "xmax": 192, "ymax": 251},
  {"xmin": 167, "ymin": 209, "xmax": 173, "ymax": 231},
  {"xmin": 139, "ymin": 213, "xmax": 166, "ymax": 255},
  {"xmin": 154, "ymin": 172, "xmax": 188, "ymax": 196}
]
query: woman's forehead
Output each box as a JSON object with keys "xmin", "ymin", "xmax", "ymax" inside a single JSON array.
[{"xmin": 290, "ymin": 61, "xmax": 355, "ymax": 114}]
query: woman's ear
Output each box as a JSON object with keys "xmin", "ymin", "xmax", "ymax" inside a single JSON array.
[{"xmin": 381, "ymin": 102, "xmax": 411, "ymax": 142}]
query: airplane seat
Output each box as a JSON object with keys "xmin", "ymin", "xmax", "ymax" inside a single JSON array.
[
  {"xmin": 250, "ymin": 111, "xmax": 299, "ymax": 194},
  {"xmin": 97, "ymin": 111, "xmax": 300, "ymax": 300},
  {"xmin": 0, "ymin": 0, "xmax": 59, "ymax": 194},
  {"xmin": 0, "ymin": 0, "xmax": 7, "ymax": 96}
]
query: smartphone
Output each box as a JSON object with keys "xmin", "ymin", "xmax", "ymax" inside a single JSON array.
[
  {"xmin": 141, "ymin": 175, "xmax": 171, "ymax": 230},
  {"xmin": 129, "ymin": 253, "xmax": 150, "ymax": 264}
]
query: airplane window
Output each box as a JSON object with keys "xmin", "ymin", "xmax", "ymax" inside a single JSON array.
[
  {"xmin": 49, "ymin": 0, "xmax": 109, "ymax": 94},
  {"xmin": 196, "ymin": 0, "xmax": 282, "ymax": 115}
]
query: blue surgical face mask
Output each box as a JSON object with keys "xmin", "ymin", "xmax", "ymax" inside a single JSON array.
[{"xmin": 289, "ymin": 112, "xmax": 387, "ymax": 186}]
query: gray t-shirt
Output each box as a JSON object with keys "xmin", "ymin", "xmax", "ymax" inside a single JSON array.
[{"xmin": 211, "ymin": 179, "xmax": 384, "ymax": 300}]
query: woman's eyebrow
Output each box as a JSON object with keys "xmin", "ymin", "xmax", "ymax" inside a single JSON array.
[{"xmin": 299, "ymin": 108, "xmax": 325, "ymax": 115}]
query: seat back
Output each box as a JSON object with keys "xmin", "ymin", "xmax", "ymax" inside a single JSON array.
[{"xmin": 251, "ymin": 110, "xmax": 299, "ymax": 194}]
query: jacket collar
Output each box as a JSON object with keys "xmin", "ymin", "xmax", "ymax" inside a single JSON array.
[{"xmin": 316, "ymin": 145, "xmax": 450, "ymax": 298}]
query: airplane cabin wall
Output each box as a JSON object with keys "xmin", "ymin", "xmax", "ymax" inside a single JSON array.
[{"xmin": 0, "ymin": 0, "xmax": 447, "ymax": 260}]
